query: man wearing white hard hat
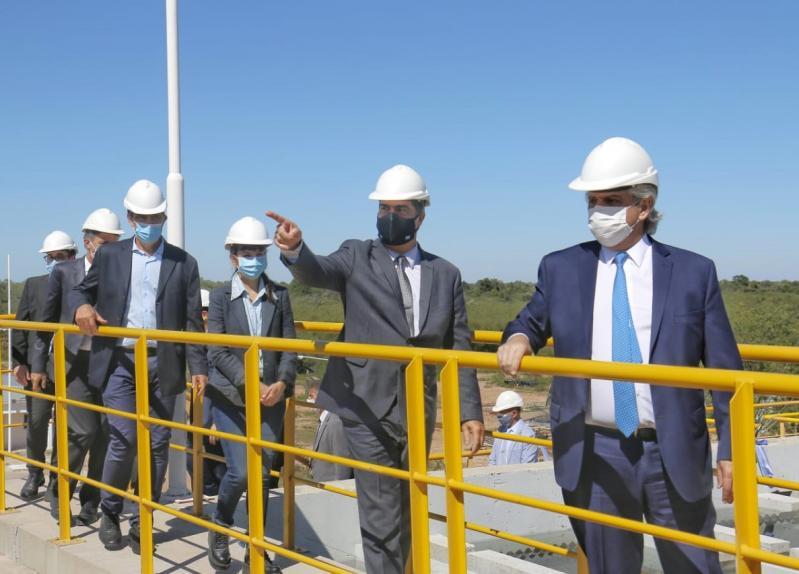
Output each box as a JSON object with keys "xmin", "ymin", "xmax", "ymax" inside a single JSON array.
[
  {"xmin": 31, "ymin": 208, "xmax": 123, "ymax": 525},
  {"xmin": 71, "ymin": 180, "xmax": 208, "ymax": 552},
  {"xmin": 205, "ymin": 216, "xmax": 296, "ymax": 573},
  {"xmin": 498, "ymin": 138, "xmax": 740, "ymax": 573},
  {"xmin": 488, "ymin": 390, "xmax": 548, "ymax": 466},
  {"xmin": 12, "ymin": 230, "xmax": 77, "ymax": 502},
  {"xmin": 267, "ymin": 165, "xmax": 484, "ymax": 574}
]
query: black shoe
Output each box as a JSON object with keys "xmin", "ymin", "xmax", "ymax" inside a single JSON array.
[
  {"xmin": 207, "ymin": 530, "xmax": 231, "ymax": 571},
  {"xmin": 243, "ymin": 547, "xmax": 282, "ymax": 574},
  {"xmin": 129, "ymin": 523, "xmax": 140, "ymax": 555},
  {"xmin": 49, "ymin": 494, "xmax": 76, "ymax": 526},
  {"xmin": 43, "ymin": 478, "xmax": 56, "ymax": 502},
  {"xmin": 99, "ymin": 511, "xmax": 123, "ymax": 550},
  {"xmin": 20, "ymin": 473, "xmax": 45, "ymax": 501},
  {"xmin": 76, "ymin": 501, "xmax": 101, "ymax": 526}
]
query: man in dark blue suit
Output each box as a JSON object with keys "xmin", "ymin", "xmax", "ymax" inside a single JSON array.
[
  {"xmin": 498, "ymin": 137, "xmax": 740, "ymax": 574},
  {"xmin": 71, "ymin": 180, "xmax": 208, "ymax": 553}
]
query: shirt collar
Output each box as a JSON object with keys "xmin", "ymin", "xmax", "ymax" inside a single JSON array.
[
  {"xmin": 599, "ymin": 234, "xmax": 651, "ymax": 268},
  {"xmin": 231, "ymin": 273, "xmax": 266, "ymax": 302},
  {"xmin": 132, "ymin": 239, "xmax": 165, "ymax": 259},
  {"xmin": 84, "ymin": 257, "xmax": 91, "ymax": 273},
  {"xmin": 386, "ymin": 244, "xmax": 421, "ymax": 268}
]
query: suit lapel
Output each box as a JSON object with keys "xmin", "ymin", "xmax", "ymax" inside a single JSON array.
[
  {"xmin": 157, "ymin": 242, "xmax": 176, "ymax": 300},
  {"xmin": 229, "ymin": 288, "xmax": 250, "ymax": 336},
  {"xmin": 260, "ymin": 284, "xmax": 276, "ymax": 336},
  {"xmin": 649, "ymin": 239, "xmax": 673, "ymax": 355},
  {"xmin": 313, "ymin": 414, "xmax": 327, "ymax": 451},
  {"xmin": 372, "ymin": 241, "xmax": 403, "ymax": 301},
  {"xmin": 119, "ymin": 240, "xmax": 133, "ymax": 303},
  {"xmin": 417, "ymin": 248, "xmax": 434, "ymax": 334},
  {"xmin": 579, "ymin": 242, "xmax": 601, "ymax": 357}
]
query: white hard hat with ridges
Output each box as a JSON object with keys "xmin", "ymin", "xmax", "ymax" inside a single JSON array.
[
  {"xmin": 225, "ymin": 216, "xmax": 273, "ymax": 248},
  {"xmin": 39, "ymin": 230, "xmax": 77, "ymax": 254},
  {"xmin": 368, "ymin": 164, "xmax": 431, "ymax": 206},
  {"xmin": 492, "ymin": 390, "xmax": 524, "ymax": 412},
  {"xmin": 124, "ymin": 179, "xmax": 167, "ymax": 215},
  {"xmin": 569, "ymin": 137, "xmax": 659, "ymax": 192},
  {"xmin": 82, "ymin": 208, "xmax": 124, "ymax": 235}
]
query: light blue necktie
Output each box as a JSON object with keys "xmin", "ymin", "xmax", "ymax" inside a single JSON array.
[{"xmin": 612, "ymin": 252, "xmax": 641, "ymax": 437}]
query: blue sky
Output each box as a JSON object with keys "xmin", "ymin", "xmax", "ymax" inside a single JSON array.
[{"xmin": 1, "ymin": 1, "xmax": 797, "ymax": 284}]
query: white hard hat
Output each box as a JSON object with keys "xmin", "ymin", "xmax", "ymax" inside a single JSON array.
[
  {"xmin": 123, "ymin": 179, "xmax": 167, "ymax": 215},
  {"xmin": 201, "ymin": 289, "xmax": 210, "ymax": 308},
  {"xmin": 224, "ymin": 216, "xmax": 273, "ymax": 248},
  {"xmin": 82, "ymin": 208, "xmax": 124, "ymax": 235},
  {"xmin": 39, "ymin": 230, "xmax": 77, "ymax": 254},
  {"xmin": 368, "ymin": 164, "xmax": 431, "ymax": 206},
  {"xmin": 569, "ymin": 137, "xmax": 659, "ymax": 192},
  {"xmin": 492, "ymin": 390, "xmax": 524, "ymax": 413}
]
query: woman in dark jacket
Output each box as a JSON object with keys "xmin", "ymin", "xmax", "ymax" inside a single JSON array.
[{"xmin": 206, "ymin": 216, "xmax": 296, "ymax": 574}]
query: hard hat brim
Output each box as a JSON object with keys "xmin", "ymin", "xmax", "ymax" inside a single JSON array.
[
  {"xmin": 224, "ymin": 237, "xmax": 273, "ymax": 248},
  {"xmin": 123, "ymin": 198, "xmax": 168, "ymax": 215},
  {"xmin": 38, "ymin": 243, "xmax": 77, "ymax": 253},
  {"xmin": 82, "ymin": 226, "xmax": 124, "ymax": 236},
  {"xmin": 368, "ymin": 190, "xmax": 431, "ymax": 205},
  {"xmin": 568, "ymin": 169, "xmax": 659, "ymax": 192}
]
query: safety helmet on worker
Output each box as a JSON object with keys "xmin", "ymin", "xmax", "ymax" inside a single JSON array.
[
  {"xmin": 124, "ymin": 180, "xmax": 167, "ymax": 215},
  {"xmin": 224, "ymin": 216, "xmax": 272, "ymax": 249},
  {"xmin": 368, "ymin": 164, "xmax": 431, "ymax": 206},
  {"xmin": 39, "ymin": 230, "xmax": 77, "ymax": 254},
  {"xmin": 569, "ymin": 137, "xmax": 658, "ymax": 192},
  {"xmin": 492, "ymin": 390, "xmax": 524, "ymax": 413},
  {"xmin": 82, "ymin": 208, "xmax": 124, "ymax": 235},
  {"xmin": 201, "ymin": 289, "xmax": 210, "ymax": 309}
]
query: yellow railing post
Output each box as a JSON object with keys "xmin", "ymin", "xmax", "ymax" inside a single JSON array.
[
  {"xmin": 0, "ymin": 329, "xmax": 6, "ymax": 513},
  {"xmin": 53, "ymin": 329, "xmax": 72, "ymax": 541},
  {"xmin": 577, "ymin": 546, "xmax": 590, "ymax": 574},
  {"xmin": 135, "ymin": 337, "xmax": 154, "ymax": 574},
  {"xmin": 440, "ymin": 359, "xmax": 467, "ymax": 572},
  {"xmin": 282, "ymin": 396, "xmax": 296, "ymax": 550},
  {"xmin": 731, "ymin": 380, "xmax": 761, "ymax": 574},
  {"xmin": 244, "ymin": 343, "xmax": 266, "ymax": 573},
  {"xmin": 405, "ymin": 355, "xmax": 431, "ymax": 574},
  {"xmin": 191, "ymin": 386, "xmax": 204, "ymax": 517}
]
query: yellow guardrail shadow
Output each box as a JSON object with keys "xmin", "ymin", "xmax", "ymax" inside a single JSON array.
[{"xmin": 2, "ymin": 318, "xmax": 799, "ymax": 573}]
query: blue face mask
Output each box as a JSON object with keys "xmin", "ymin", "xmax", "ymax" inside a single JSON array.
[
  {"xmin": 498, "ymin": 413, "xmax": 513, "ymax": 428},
  {"xmin": 134, "ymin": 222, "xmax": 163, "ymax": 244},
  {"xmin": 45, "ymin": 260, "xmax": 57, "ymax": 275},
  {"xmin": 237, "ymin": 255, "xmax": 267, "ymax": 278}
]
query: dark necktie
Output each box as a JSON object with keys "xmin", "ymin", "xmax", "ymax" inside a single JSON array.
[{"xmin": 395, "ymin": 256, "xmax": 415, "ymax": 335}]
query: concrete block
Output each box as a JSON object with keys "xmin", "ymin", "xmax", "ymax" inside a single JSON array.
[
  {"xmin": 790, "ymin": 547, "xmax": 799, "ymax": 558},
  {"xmin": 429, "ymin": 533, "xmax": 476, "ymax": 563},
  {"xmin": 773, "ymin": 523, "xmax": 799, "ymax": 547},
  {"xmin": 714, "ymin": 524, "xmax": 791, "ymax": 554},
  {"xmin": 759, "ymin": 492, "xmax": 799, "ymax": 514},
  {"xmin": 468, "ymin": 549, "xmax": 567, "ymax": 573}
]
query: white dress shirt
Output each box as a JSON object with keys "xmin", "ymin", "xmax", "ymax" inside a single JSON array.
[{"xmin": 586, "ymin": 234, "xmax": 656, "ymax": 429}]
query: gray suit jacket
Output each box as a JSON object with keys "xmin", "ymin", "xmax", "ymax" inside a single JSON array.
[
  {"xmin": 310, "ymin": 411, "xmax": 354, "ymax": 482},
  {"xmin": 282, "ymin": 239, "xmax": 483, "ymax": 426},
  {"xmin": 12, "ymin": 274, "xmax": 50, "ymax": 369},
  {"xmin": 70, "ymin": 238, "xmax": 208, "ymax": 396},
  {"xmin": 206, "ymin": 279, "xmax": 297, "ymax": 408},
  {"xmin": 31, "ymin": 257, "xmax": 87, "ymax": 373}
]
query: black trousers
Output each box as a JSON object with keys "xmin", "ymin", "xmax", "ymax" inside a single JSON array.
[{"xmin": 26, "ymin": 378, "xmax": 56, "ymax": 480}]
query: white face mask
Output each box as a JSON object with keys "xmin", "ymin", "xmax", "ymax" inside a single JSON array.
[{"xmin": 588, "ymin": 205, "xmax": 636, "ymax": 247}]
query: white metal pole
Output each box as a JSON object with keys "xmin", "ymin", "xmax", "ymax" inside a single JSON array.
[
  {"xmin": 5, "ymin": 255, "xmax": 10, "ymax": 451},
  {"xmin": 165, "ymin": 0, "xmax": 188, "ymax": 496}
]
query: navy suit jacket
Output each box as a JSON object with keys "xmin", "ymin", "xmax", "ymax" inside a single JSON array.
[
  {"xmin": 70, "ymin": 238, "xmax": 208, "ymax": 396},
  {"xmin": 503, "ymin": 238, "xmax": 741, "ymax": 502}
]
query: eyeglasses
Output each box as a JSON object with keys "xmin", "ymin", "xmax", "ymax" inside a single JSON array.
[
  {"xmin": 378, "ymin": 204, "xmax": 416, "ymax": 217},
  {"xmin": 131, "ymin": 214, "xmax": 166, "ymax": 225},
  {"xmin": 43, "ymin": 254, "xmax": 70, "ymax": 264}
]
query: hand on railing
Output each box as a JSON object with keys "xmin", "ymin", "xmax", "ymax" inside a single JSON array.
[
  {"xmin": 30, "ymin": 372, "xmax": 48, "ymax": 392},
  {"xmin": 12, "ymin": 364, "xmax": 30, "ymax": 387},
  {"xmin": 191, "ymin": 374, "xmax": 207, "ymax": 398},
  {"xmin": 716, "ymin": 460, "xmax": 734, "ymax": 503},
  {"xmin": 462, "ymin": 420, "xmax": 485, "ymax": 455},
  {"xmin": 260, "ymin": 381, "xmax": 286, "ymax": 407},
  {"xmin": 497, "ymin": 335, "xmax": 533, "ymax": 378},
  {"xmin": 74, "ymin": 304, "xmax": 107, "ymax": 335}
]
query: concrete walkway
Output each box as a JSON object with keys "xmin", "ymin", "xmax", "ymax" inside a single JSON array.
[{"xmin": 0, "ymin": 464, "xmax": 354, "ymax": 574}]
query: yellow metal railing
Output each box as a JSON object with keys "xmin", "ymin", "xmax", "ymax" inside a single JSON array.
[{"xmin": 2, "ymin": 319, "xmax": 799, "ymax": 574}]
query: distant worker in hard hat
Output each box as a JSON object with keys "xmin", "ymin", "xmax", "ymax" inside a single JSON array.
[
  {"xmin": 31, "ymin": 209, "xmax": 123, "ymax": 526},
  {"xmin": 12, "ymin": 230, "xmax": 78, "ymax": 503},
  {"xmin": 498, "ymin": 137, "xmax": 740, "ymax": 574},
  {"xmin": 71, "ymin": 180, "xmax": 208, "ymax": 553},
  {"xmin": 488, "ymin": 391, "xmax": 549, "ymax": 465},
  {"xmin": 204, "ymin": 216, "xmax": 296, "ymax": 574},
  {"xmin": 267, "ymin": 164, "xmax": 484, "ymax": 574},
  {"xmin": 307, "ymin": 382, "xmax": 354, "ymax": 482}
]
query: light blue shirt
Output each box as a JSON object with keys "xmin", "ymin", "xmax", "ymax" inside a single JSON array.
[
  {"xmin": 231, "ymin": 274, "xmax": 268, "ymax": 371},
  {"xmin": 121, "ymin": 240, "xmax": 164, "ymax": 347},
  {"xmin": 488, "ymin": 419, "xmax": 550, "ymax": 466}
]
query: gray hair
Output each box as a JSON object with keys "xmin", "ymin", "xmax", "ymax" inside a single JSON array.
[{"xmin": 631, "ymin": 184, "xmax": 662, "ymax": 235}]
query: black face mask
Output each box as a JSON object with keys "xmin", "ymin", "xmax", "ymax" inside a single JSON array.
[{"xmin": 377, "ymin": 213, "xmax": 417, "ymax": 246}]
